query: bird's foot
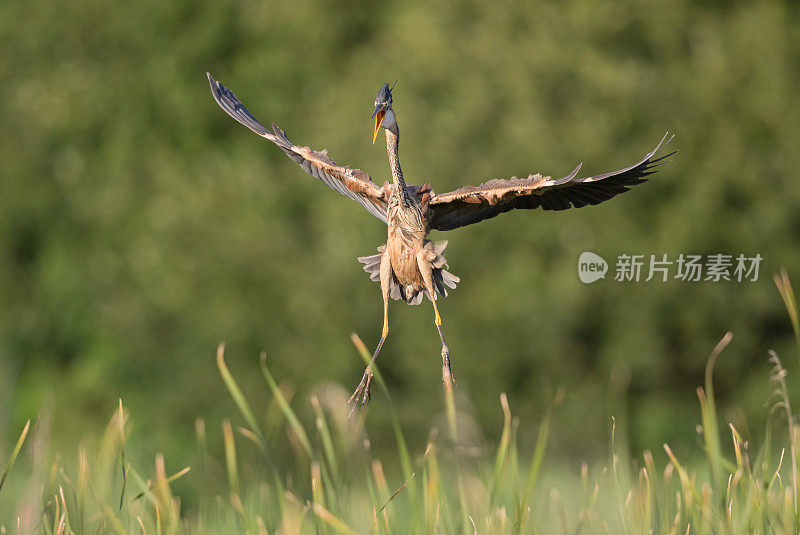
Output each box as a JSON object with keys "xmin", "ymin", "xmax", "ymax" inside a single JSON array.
[
  {"xmin": 347, "ymin": 368, "xmax": 373, "ymax": 418},
  {"xmin": 441, "ymin": 344, "xmax": 456, "ymax": 391}
]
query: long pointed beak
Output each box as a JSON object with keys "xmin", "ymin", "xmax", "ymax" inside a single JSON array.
[{"xmin": 372, "ymin": 109, "xmax": 385, "ymax": 145}]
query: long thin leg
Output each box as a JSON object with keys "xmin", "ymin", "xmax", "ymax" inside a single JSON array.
[
  {"xmin": 417, "ymin": 250, "xmax": 455, "ymax": 390},
  {"xmin": 347, "ymin": 294, "xmax": 387, "ymax": 413},
  {"xmin": 432, "ymin": 298, "xmax": 455, "ymax": 389},
  {"xmin": 348, "ymin": 251, "xmax": 391, "ymax": 415}
]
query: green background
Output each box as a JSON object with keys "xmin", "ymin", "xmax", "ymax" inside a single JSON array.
[{"xmin": 1, "ymin": 0, "xmax": 799, "ymax": 498}]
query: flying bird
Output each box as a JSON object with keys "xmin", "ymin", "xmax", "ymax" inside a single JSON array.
[{"xmin": 207, "ymin": 73, "xmax": 674, "ymax": 413}]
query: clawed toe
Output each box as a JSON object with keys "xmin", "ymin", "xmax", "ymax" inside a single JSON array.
[{"xmin": 347, "ymin": 371, "xmax": 373, "ymax": 418}]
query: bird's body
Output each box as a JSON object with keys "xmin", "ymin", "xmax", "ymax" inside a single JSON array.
[
  {"xmin": 207, "ymin": 73, "xmax": 674, "ymax": 411},
  {"xmin": 363, "ymin": 119, "xmax": 459, "ymax": 306},
  {"xmin": 378, "ymin": 188, "xmax": 454, "ymax": 305}
]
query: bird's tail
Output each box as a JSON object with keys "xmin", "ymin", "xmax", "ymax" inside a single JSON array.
[{"xmin": 358, "ymin": 242, "xmax": 459, "ymax": 305}]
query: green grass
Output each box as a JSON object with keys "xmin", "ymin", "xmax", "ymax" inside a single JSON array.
[{"xmin": 1, "ymin": 273, "xmax": 800, "ymax": 534}]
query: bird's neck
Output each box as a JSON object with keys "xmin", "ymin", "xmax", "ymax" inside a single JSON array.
[{"xmin": 385, "ymin": 126, "xmax": 411, "ymax": 206}]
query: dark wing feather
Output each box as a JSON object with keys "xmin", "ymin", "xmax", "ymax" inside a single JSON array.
[
  {"xmin": 429, "ymin": 133, "xmax": 674, "ymax": 231},
  {"xmin": 208, "ymin": 73, "xmax": 388, "ymax": 223}
]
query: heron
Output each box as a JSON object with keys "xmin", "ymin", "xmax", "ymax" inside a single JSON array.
[{"xmin": 207, "ymin": 73, "xmax": 674, "ymax": 412}]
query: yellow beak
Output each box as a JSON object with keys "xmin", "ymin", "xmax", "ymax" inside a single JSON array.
[{"xmin": 372, "ymin": 109, "xmax": 385, "ymax": 145}]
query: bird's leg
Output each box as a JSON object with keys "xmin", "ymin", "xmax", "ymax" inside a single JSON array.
[
  {"xmin": 432, "ymin": 298, "xmax": 455, "ymax": 389},
  {"xmin": 347, "ymin": 297, "xmax": 387, "ymax": 414},
  {"xmin": 348, "ymin": 251, "xmax": 391, "ymax": 416},
  {"xmin": 417, "ymin": 250, "xmax": 455, "ymax": 390}
]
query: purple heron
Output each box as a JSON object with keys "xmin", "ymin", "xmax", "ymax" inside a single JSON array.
[{"xmin": 207, "ymin": 73, "xmax": 674, "ymax": 412}]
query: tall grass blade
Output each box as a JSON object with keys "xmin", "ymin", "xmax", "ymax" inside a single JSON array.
[
  {"xmin": 371, "ymin": 459, "xmax": 391, "ymax": 531},
  {"xmin": 699, "ymin": 332, "xmax": 734, "ymax": 491},
  {"xmin": 152, "ymin": 453, "xmax": 181, "ymax": 529},
  {"xmin": 195, "ymin": 417, "xmax": 206, "ymax": 477},
  {"xmin": 489, "ymin": 393, "xmax": 512, "ymax": 507},
  {"xmin": 0, "ymin": 420, "xmax": 30, "ymax": 496},
  {"xmin": 311, "ymin": 395, "xmax": 339, "ymax": 484},
  {"xmin": 422, "ymin": 442, "xmax": 441, "ymax": 533},
  {"xmin": 117, "ymin": 399, "xmax": 127, "ymax": 512},
  {"xmin": 517, "ymin": 388, "xmax": 562, "ymax": 529},
  {"xmin": 375, "ymin": 478, "xmax": 410, "ymax": 521},
  {"xmin": 768, "ymin": 350, "xmax": 797, "ymax": 514},
  {"xmin": 132, "ymin": 466, "xmax": 191, "ymax": 502},
  {"xmin": 222, "ymin": 419, "xmax": 240, "ymax": 496},
  {"xmin": 774, "ymin": 269, "xmax": 800, "ymax": 350},
  {"xmin": 101, "ymin": 503, "xmax": 129, "ymax": 535},
  {"xmin": 260, "ymin": 352, "xmax": 313, "ymax": 459},
  {"xmin": 610, "ymin": 417, "xmax": 629, "ymax": 533},
  {"xmin": 663, "ymin": 444, "xmax": 702, "ymax": 506},
  {"xmin": 313, "ymin": 503, "xmax": 356, "ymax": 535},
  {"xmin": 216, "ymin": 343, "xmax": 272, "ymax": 464},
  {"xmin": 78, "ymin": 446, "xmax": 88, "ymax": 532},
  {"xmin": 310, "ymin": 462, "xmax": 329, "ymax": 535}
]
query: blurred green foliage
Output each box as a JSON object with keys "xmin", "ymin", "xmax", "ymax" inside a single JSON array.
[{"xmin": 1, "ymin": 0, "xmax": 799, "ymax": 485}]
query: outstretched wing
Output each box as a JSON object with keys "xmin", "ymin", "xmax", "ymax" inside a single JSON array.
[
  {"xmin": 428, "ymin": 133, "xmax": 674, "ymax": 231},
  {"xmin": 208, "ymin": 73, "xmax": 388, "ymax": 223}
]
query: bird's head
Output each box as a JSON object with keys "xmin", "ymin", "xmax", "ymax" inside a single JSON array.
[{"xmin": 372, "ymin": 80, "xmax": 398, "ymax": 145}]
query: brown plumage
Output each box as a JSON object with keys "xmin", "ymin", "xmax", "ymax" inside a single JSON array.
[{"xmin": 207, "ymin": 74, "xmax": 674, "ymax": 412}]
